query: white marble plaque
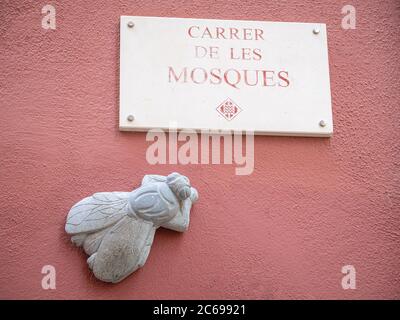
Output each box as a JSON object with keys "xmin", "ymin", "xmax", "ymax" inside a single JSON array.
[{"xmin": 119, "ymin": 16, "xmax": 333, "ymax": 136}]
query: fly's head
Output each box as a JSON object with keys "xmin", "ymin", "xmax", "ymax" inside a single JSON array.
[{"xmin": 166, "ymin": 172, "xmax": 192, "ymax": 201}]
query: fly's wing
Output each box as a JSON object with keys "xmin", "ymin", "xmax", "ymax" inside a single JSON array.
[
  {"xmin": 91, "ymin": 215, "xmax": 156, "ymax": 283},
  {"xmin": 65, "ymin": 192, "xmax": 131, "ymax": 235}
]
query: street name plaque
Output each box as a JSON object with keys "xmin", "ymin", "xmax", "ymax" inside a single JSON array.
[{"xmin": 120, "ymin": 16, "xmax": 333, "ymax": 136}]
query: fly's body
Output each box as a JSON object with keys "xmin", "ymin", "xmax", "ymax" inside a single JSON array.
[{"xmin": 65, "ymin": 173, "xmax": 198, "ymax": 283}]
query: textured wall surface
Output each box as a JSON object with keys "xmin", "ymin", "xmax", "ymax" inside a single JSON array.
[{"xmin": 0, "ymin": 0, "xmax": 399, "ymax": 299}]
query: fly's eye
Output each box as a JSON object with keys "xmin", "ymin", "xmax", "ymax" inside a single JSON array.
[
  {"xmin": 178, "ymin": 186, "xmax": 191, "ymax": 200},
  {"xmin": 184, "ymin": 177, "xmax": 190, "ymax": 186}
]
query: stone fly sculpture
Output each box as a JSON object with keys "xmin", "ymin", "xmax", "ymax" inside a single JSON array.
[{"xmin": 65, "ymin": 172, "xmax": 198, "ymax": 283}]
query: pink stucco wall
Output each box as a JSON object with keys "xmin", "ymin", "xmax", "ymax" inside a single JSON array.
[{"xmin": 0, "ymin": 0, "xmax": 399, "ymax": 299}]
